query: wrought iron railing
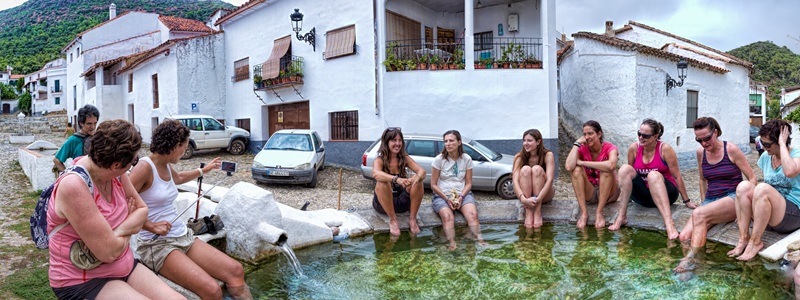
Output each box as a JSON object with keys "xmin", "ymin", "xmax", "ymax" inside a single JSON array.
[
  {"xmin": 252, "ymin": 56, "xmax": 304, "ymax": 89},
  {"xmin": 473, "ymin": 37, "xmax": 542, "ymax": 67},
  {"xmin": 384, "ymin": 37, "xmax": 542, "ymax": 70}
]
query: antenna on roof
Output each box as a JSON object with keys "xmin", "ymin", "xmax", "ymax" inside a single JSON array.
[{"xmin": 789, "ymin": 34, "xmax": 800, "ymax": 45}]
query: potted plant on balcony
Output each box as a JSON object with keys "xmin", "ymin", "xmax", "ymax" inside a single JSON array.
[
  {"xmin": 525, "ymin": 55, "xmax": 542, "ymax": 69},
  {"xmin": 418, "ymin": 54, "xmax": 429, "ymax": 70},
  {"xmin": 429, "ymin": 54, "xmax": 441, "ymax": 71},
  {"xmin": 253, "ymin": 74, "xmax": 263, "ymax": 89},
  {"xmin": 513, "ymin": 43, "xmax": 525, "ymax": 68},
  {"xmin": 383, "ymin": 42, "xmax": 400, "ymax": 71},
  {"xmin": 500, "ymin": 43, "xmax": 513, "ymax": 69},
  {"xmin": 451, "ymin": 49, "xmax": 464, "ymax": 70},
  {"xmin": 405, "ymin": 59, "xmax": 417, "ymax": 70}
]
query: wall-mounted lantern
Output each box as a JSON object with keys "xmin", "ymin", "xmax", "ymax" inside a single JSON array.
[
  {"xmin": 290, "ymin": 8, "xmax": 316, "ymax": 52},
  {"xmin": 666, "ymin": 58, "xmax": 688, "ymax": 95}
]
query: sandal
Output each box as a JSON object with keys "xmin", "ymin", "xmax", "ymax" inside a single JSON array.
[
  {"xmin": 70, "ymin": 240, "xmax": 102, "ymax": 270},
  {"xmin": 187, "ymin": 217, "xmax": 209, "ymax": 235}
]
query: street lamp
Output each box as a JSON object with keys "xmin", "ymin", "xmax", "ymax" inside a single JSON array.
[
  {"xmin": 666, "ymin": 58, "xmax": 688, "ymax": 95},
  {"xmin": 290, "ymin": 8, "xmax": 316, "ymax": 52}
]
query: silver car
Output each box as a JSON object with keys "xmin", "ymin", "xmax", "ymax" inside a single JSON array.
[{"xmin": 360, "ymin": 133, "xmax": 516, "ymax": 199}]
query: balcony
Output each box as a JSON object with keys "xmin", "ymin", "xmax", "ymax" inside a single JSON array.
[
  {"xmin": 384, "ymin": 37, "xmax": 542, "ymax": 71},
  {"xmin": 252, "ymin": 56, "xmax": 304, "ymax": 90},
  {"xmin": 51, "ymin": 86, "xmax": 63, "ymax": 94}
]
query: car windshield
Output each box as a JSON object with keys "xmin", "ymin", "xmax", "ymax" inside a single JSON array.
[
  {"xmin": 264, "ymin": 133, "xmax": 312, "ymax": 151},
  {"xmin": 468, "ymin": 140, "xmax": 501, "ymax": 161}
]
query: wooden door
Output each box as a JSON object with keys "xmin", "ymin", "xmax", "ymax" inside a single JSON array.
[{"xmin": 268, "ymin": 101, "xmax": 310, "ymax": 136}]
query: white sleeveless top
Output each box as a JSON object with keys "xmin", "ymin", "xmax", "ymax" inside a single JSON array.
[{"xmin": 137, "ymin": 157, "xmax": 187, "ymax": 239}]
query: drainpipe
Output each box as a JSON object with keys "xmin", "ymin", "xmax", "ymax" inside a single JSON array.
[
  {"xmin": 257, "ymin": 222, "xmax": 289, "ymax": 246},
  {"xmin": 464, "ymin": 0, "xmax": 474, "ymax": 70},
  {"xmin": 375, "ymin": 0, "xmax": 386, "ymax": 122}
]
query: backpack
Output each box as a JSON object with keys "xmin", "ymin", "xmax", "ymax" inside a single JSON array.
[{"xmin": 30, "ymin": 165, "xmax": 93, "ymax": 249}]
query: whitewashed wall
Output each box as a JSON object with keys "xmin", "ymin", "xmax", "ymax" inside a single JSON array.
[
  {"xmin": 122, "ymin": 52, "xmax": 179, "ymax": 143},
  {"xmin": 174, "ymin": 35, "xmax": 226, "ymax": 118}
]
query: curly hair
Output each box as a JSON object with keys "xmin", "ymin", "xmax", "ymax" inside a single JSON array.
[
  {"xmin": 641, "ymin": 118, "xmax": 665, "ymax": 140},
  {"xmin": 90, "ymin": 119, "xmax": 142, "ymax": 169},
  {"xmin": 692, "ymin": 117, "xmax": 722, "ymax": 136},
  {"xmin": 151, "ymin": 119, "xmax": 190, "ymax": 155},
  {"xmin": 78, "ymin": 104, "xmax": 100, "ymax": 126},
  {"xmin": 759, "ymin": 119, "xmax": 792, "ymax": 146}
]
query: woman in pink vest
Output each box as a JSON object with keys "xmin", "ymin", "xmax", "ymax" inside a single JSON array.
[
  {"xmin": 48, "ymin": 120, "xmax": 183, "ymax": 299},
  {"xmin": 608, "ymin": 118, "xmax": 694, "ymax": 239},
  {"xmin": 566, "ymin": 120, "xmax": 621, "ymax": 229}
]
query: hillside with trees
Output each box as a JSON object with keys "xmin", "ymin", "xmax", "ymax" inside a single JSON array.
[
  {"xmin": 727, "ymin": 41, "xmax": 800, "ymax": 119},
  {"xmin": 0, "ymin": 0, "xmax": 234, "ymax": 75}
]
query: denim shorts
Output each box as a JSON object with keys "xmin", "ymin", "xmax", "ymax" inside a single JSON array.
[
  {"xmin": 432, "ymin": 192, "xmax": 476, "ymax": 214},
  {"xmin": 702, "ymin": 191, "xmax": 736, "ymax": 206}
]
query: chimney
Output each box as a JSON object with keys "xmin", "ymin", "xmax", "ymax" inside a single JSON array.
[
  {"xmin": 561, "ymin": 33, "xmax": 566, "ymax": 42},
  {"xmin": 109, "ymin": 3, "xmax": 117, "ymax": 20},
  {"xmin": 605, "ymin": 20, "xmax": 614, "ymax": 37}
]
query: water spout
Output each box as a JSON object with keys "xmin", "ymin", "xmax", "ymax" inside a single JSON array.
[{"xmin": 257, "ymin": 222, "xmax": 288, "ymax": 246}]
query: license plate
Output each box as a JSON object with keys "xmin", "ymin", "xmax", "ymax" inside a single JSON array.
[{"xmin": 269, "ymin": 170, "xmax": 289, "ymax": 176}]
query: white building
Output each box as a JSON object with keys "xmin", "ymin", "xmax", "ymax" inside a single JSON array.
[
  {"xmin": 215, "ymin": 0, "xmax": 558, "ymax": 167},
  {"xmin": 0, "ymin": 66, "xmax": 12, "ymax": 85},
  {"xmin": 781, "ymin": 86, "xmax": 800, "ymax": 118},
  {"xmin": 61, "ymin": 5, "xmax": 213, "ymax": 130},
  {"xmin": 23, "ymin": 58, "xmax": 68, "ymax": 115},
  {"xmin": 558, "ymin": 21, "xmax": 753, "ymax": 167},
  {"xmin": 749, "ymin": 80, "xmax": 767, "ymax": 126}
]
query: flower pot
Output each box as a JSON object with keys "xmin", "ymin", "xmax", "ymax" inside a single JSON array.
[
  {"xmin": 419, "ymin": 63, "xmax": 428, "ymax": 70},
  {"xmin": 430, "ymin": 64, "xmax": 438, "ymax": 71}
]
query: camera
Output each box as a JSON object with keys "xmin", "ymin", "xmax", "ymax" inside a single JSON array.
[{"xmin": 220, "ymin": 161, "xmax": 237, "ymax": 173}]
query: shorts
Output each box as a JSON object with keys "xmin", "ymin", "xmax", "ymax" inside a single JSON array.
[
  {"xmin": 768, "ymin": 199, "xmax": 800, "ymax": 234},
  {"xmin": 588, "ymin": 183, "xmax": 620, "ymax": 204},
  {"xmin": 630, "ymin": 173, "xmax": 678, "ymax": 208},
  {"xmin": 373, "ymin": 184, "xmax": 411, "ymax": 214},
  {"xmin": 136, "ymin": 230, "xmax": 195, "ymax": 273},
  {"xmin": 702, "ymin": 191, "xmax": 736, "ymax": 206},
  {"xmin": 52, "ymin": 259, "xmax": 139, "ymax": 300},
  {"xmin": 432, "ymin": 192, "xmax": 477, "ymax": 214}
]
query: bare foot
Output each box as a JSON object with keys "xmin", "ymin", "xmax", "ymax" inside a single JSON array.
[
  {"xmin": 608, "ymin": 218, "xmax": 627, "ymax": 231},
  {"xmin": 577, "ymin": 213, "xmax": 588, "ymax": 229},
  {"xmin": 673, "ymin": 257, "xmax": 696, "ymax": 273},
  {"xmin": 477, "ymin": 239, "xmax": 488, "ymax": 246},
  {"xmin": 666, "ymin": 225, "xmax": 679, "ymax": 240},
  {"xmin": 595, "ymin": 214, "xmax": 606, "ymax": 228},
  {"xmin": 727, "ymin": 239, "xmax": 748, "ymax": 257},
  {"xmin": 736, "ymin": 241, "xmax": 764, "ymax": 261},
  {"xmin": 524, "ymin": 209, "xmax": 534, "ymax": 228},
  {"xmin": 409, "ymin": 218, "xmax": 421, "ymax": 235},
  {"xmin": 448, "ymin": 241, "xmax": 457, "ymax": 251},
  {"xmin": 679, "ymin": 228, "xmax": 692, "ymax": 242},
  {"xmin": 389, "ymin": 219, "xmax": 400, "ymax": 236},
  {"xmin": 533, "ymin": 212, "xmax": 544, "ymax": 228}
]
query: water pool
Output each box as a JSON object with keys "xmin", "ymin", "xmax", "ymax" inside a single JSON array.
[{"xmin": 247, "ymin": 223, "xmax": 793, "ymax": 299}]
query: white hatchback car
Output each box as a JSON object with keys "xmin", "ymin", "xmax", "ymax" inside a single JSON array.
[
  {"xmin": 252, "ymin": 129, "xmax": 325, "ymax": 188},
  {"xmin": 360, "ymin": 133, "xmax": 516, "ymax": 199}
]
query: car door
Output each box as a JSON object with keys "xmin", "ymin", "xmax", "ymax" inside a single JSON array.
[
  {"xmin": 462, "ymin": 144, "xmax": 493, "ymax": 190},
  {"xmin": 311, "ymin": 132, "xmax": 324, "ymax": 168},
  {"xmin": 181, "ymin": 118, "xmax": 206, "ymax": 148},
  {"xmin": 404, "ymin": 139, "xmax": 437, "ymax": 184},
  {"xmin": 202, "ymin": 118, "xmax": 228, "ymax": 148}
]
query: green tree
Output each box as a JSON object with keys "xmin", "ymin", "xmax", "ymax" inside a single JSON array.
[
  {"xmin": 0, "ymin": 82, "xmax": 17, "ymax": 99},
  {"xmin": 767, "ymin": 99, "xmax": 781, "ymax": 120},
  {"xmin": 17, "ymin": 92, "xmax": 31, "ymax": 115}
]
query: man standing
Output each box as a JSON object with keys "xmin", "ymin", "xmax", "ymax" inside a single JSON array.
[{"xmin": 53, "ymin": 105, "xmax": 99, "ymax": 172}]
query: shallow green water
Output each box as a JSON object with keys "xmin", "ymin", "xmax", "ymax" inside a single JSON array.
[{"xmin": 247, "ymin": 223, "xmax": 793, "ymax": 299}]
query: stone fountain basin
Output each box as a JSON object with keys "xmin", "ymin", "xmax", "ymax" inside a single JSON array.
[{"xmin": 18, "ymin": 140, "xmax": 59, "ymax": 191}]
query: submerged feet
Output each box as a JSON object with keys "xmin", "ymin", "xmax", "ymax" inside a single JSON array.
[
  {"xmin": 389, "ymin": 219, "xmax": 400, "ymax": 236},
  {"xmin": 727, "ymin": 239, "xmax": 748, "ymax": 257},
  {"xmin": 595, "ymin": 213, "xmax": 606, "ymax": 228},
  {"xmin": 608, "ymin": 217, "xmax": 627, "ymax": 231},
  {"xmin": 672, "ymin": 257, "xmax": 697, "ymax": 274},
  {"xmin": 666, "ymin": 225, "xmax": 679, "ymax": 240},
  {"xmin": 409, "ymin": 218, "xmax": 421, "ymax": 235},
  {"xmin": 736, "ymin": 241, "xmax": 764, "ymax": 261},
  {"xmin": 577, "ymin": 213, "xmax": 589, "ymax": 229}
]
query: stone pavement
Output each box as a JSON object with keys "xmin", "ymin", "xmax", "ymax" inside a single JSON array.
[{"xmin": 354, "ymin": 198, "xmax": 789, "ymax": 261}]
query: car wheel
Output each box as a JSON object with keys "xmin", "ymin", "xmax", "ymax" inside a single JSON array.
[
  {"xmin": 495, "ymin": 175, "xmax": 515, "ymax": 199},
  {"xmin": 318, "ymin": 157, "xmax": 325, "ymax": 171},
  {"xmin": 306, "ymin": 170, "xmax": 318, "ymax": 188},
  {"xmin": 229, "ymin": 140, "xmax": 246, "ymax": 155},
  {"xmin": 182, "ymin": 144, "xmax": 194, "ymax": 159}
]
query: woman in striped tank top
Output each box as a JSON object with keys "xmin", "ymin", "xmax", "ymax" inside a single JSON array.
[{"xmin": 674, "ymin": 117, "xmax": 755, "ymax": 273}]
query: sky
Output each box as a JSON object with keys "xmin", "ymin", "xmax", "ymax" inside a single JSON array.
[{"xmin": 0, "ymin": 0, "xmax": 797, "ymax": 53}]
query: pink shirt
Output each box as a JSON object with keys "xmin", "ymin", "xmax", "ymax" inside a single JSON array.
[
  {"xmin": 578, "ymin": 142, "xmax": 617, "ymax": 186},
  {"xmin": 632, "ymin": 141, "xmax": 676, "ymax": 187},
  {"xmin": 47, "ymin": 166, "xmax": 133, "ymax": 288}
]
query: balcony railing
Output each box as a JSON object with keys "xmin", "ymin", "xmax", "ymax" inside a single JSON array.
[
  {"xmin": 473, "ymin": 37, "xmax": 542, "ymax": 69},
  {"xmin": 51, "ymin": 86, "xmax": 62, "ymax": 93},
  {"xmin": 252, "ymin": 56, "xmax": 304, "ymax": 90},
  {"xmin": 385, "ymin": 37, "xmax": 543, "ymax": 70}
]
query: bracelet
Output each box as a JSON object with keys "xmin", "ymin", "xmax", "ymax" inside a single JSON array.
[
  {"xmin": 683, "ymin": 198, "xmax": 691, "ymax": 204},
  {"xmin": 391, "ymin": 175, "xmax": 398, "ymax": 184},
  {"xmin": 573, "ymin": 142, "xmax": 582, "ymax": 148},
  {"xmin": 197, "ymin": 168, "xmax": 203, "ymax": 177}
]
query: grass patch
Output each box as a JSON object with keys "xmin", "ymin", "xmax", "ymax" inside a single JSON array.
[{"xmin": 0, "ymin": 266, "xmax": 54, "ymax": 300}]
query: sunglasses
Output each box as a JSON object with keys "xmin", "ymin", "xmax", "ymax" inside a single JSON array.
[
  {"xmin": 761, "ymin": 140, "xmax": 774, "ymax": 148},
  {"xmin": 695, "ymin": 132, "xmax": 714, "ymax": 143},
  {"xmin": 637, "ymin": 131, "xmax": 653, "ymax": 139},
  {"xmin": 386, "ymin": 127, "xmax": 402, "ymax": 132}
]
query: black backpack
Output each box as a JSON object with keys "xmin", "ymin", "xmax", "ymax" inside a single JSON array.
[{"xmin": 30, "ymin": 165, "xmax": 93, "ymax": 249}]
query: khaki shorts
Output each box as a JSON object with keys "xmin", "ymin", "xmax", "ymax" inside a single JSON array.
[
  {"xmin": 588, "ymin": 184, "xmax": 620, "ymax": 204},
  {"xmin": 136, "ymin": 230, "xmax": 195, "ymax": 273}
]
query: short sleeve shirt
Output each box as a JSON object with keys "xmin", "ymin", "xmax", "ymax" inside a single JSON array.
[
  {"xmin": 578, "ymin": 142, "xmax": 617, "ymax": 186},
  {"xmin": 758, "ymin": 148, "xmax": 800, "ymax": 208},
  {"xmin": 432, "ymin": 153, "xmax": 473, "ymax": 194},
  {"xmin": 54, "ymin": 133, "xmax": 86, "ymax": 163}
]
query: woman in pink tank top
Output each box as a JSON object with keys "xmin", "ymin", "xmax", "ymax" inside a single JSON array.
[
  {"xmin": 608, "ymin": 119, "xmax": 693, "ymax": 240},
  {"xmin": 565, "ymin": 120, "xmax": 621, "ymax": 229}
]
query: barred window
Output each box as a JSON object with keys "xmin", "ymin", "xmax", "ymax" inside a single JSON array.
[
  {"xmin": 152, "ymin": 74, "xmax": 159, "ymax": 109},
  {"xmin": 330, "ymin": 110, "xmax": 358, "ymax": 141},
  {"xmin": 233, "ymin": 58, "xmax": 250, "ymax": 82},
  {"xmin": 474, "ymin": 31, "xmax": 493, "ymax": 51},
  {"xmin": 686, "ymin": 90, "xmax": 698, "ymax": 128},
  {"xmin": 128, "ymin": 73, "xmax": 133, "ymax": 93}
]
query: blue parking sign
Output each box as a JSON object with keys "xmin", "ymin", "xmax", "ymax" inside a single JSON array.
[{"xmin": 191, "ymin": 102, "xmax": 199, "ymax": 112}]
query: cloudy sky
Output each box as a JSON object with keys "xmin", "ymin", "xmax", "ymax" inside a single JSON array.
[{"xmin": 0, "ymin": 0, "xmax": 797, "ymax": 53}]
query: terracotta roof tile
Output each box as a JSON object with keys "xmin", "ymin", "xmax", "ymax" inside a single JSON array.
[
  {"xmin": 626, "ymin": 21, "xmax": 753, "ymax": 70},
  {"xmin": 556, "ymin": 41, "xmax": 573, "ymax": 65},
  {"xmin": 10, "ymin": 74, "xmax": 24, "ymax": 79},
  {"xmin": 159, "ymin": 15, "xmax": 213, "ymax": 33},
  {"xmin": 215, "ymin": 0, "xmax": 266, "ymax": 26},
  {"xmin": 786, "ymin": 86, "xmax": 800, "ymax": 93},
  {"xmin": 571, "ymin": 31, "xmax": 730, "ymax": 74}
]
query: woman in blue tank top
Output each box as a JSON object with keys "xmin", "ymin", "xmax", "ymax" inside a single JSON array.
[{"xmin": 674, "ymin": 117, "xmax": 755, "ymax": 273}]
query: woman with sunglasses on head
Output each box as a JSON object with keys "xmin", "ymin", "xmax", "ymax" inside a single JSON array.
[
  {"xmin": 608, "ymin": 118, "xmax": 692, "ymax": 240},
  {"xmin": 566, "ymin": 120, "xmax": 620, "ymax": 229},
  {"xmin": 373, "ymin": 127, "xmax": 426, "ymax": 236},
  {"xmin": 729, "ymin": 120, "xmax": 800, "ymax": 261},
  {"xmin": 673, "ymin": 117, "xmax": 755, "ymax": 273},
  {"xmin": 512, "ymin": 129, "xmax": 555, "ymax": 228},
  {"xmin": 430, "ymin": 130, "xmax": 486, "ymax": 250}
]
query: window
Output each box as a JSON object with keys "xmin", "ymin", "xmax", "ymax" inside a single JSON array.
[
  {"xmin": 386, "ymin": 11, "xmax": 421, "ymax": 42},
  {"xmin": 312, "ymin": 132, "xmax": 322, "ymax": 150},
  {"xmin": 437, "ymin": 27, "xmax": 455, "ymax": 53},
  {"xmin": 203, "ymin": 118, "xmax": 224, "ymax": 131},
  {"xmin": 151, "ymin": 117, "xmax": 159, "ymax": 133},
  {"xmin": 180, "ymin": 118, "xmax": 203, "ymax": 131},
  {"xmin": 324, "ymin": 25, "xmax": 357, "ymax": 60},
  {"xmin": 76, "ymin": 47, "xmax": 80, "ymax": 58},
  {"xmin": 152, "ymin": 74, "xmax": 159, "ymax": 109},
  {"xmin": 54, "ymin": 80, "xmax": 60, "ymax": 92},
  {"xmin": 329, "ymin": 110, "xmax": 358, "ymax": 140},
  {"xmin": 425, "ymin": 26, "xmax": 433, "ymax": 47},
  {"xmin": 72, "ymin": 85, "xmax": 77, "ymax": 110},
  {"xmin": 233, "ymin": 58, "xmax": 250, "ymax": 82},
  {"xmin": 686, "ymin": 90, "xmax": 698, "ymax": 128},
  {"xmin": 236, "ymin": 118, "xmax": 251, "ymax": 133},
  {"xmin": 55, "ymin": 97, "xmax": 60, "ymax": 105},
  {"xmin": 0, "ymin": 74, "xmax": 3, "ymax": 78},
  {"xmin": 70, "ymin": 53, "xmax": 73, "ymax": 63},
  {"xmin": 474, "ymin": 31, "xmax": 493, "ymax": 51},
  {"xmin": 406, "ymin": 140, "xmax": 436, "ymax": 157},
  {"xmin": 128, "ymin": 73, "xmax": 133, "ymax": 93}
]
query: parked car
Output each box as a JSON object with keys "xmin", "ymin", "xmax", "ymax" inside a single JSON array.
[
  {"xmin": 361, "ymin": 133, "xmax": 516, "ymax": 199},
  {"xmin": 749, "ymin": 125, "xmax": 759, "ymax": 143},
  {"xmin": 252, "ymin": 129, "xmax": 325, "ymax": 188},
  {"xmin": 173, "ymin": 114, "xmax": 250, "ymax": 159}
]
